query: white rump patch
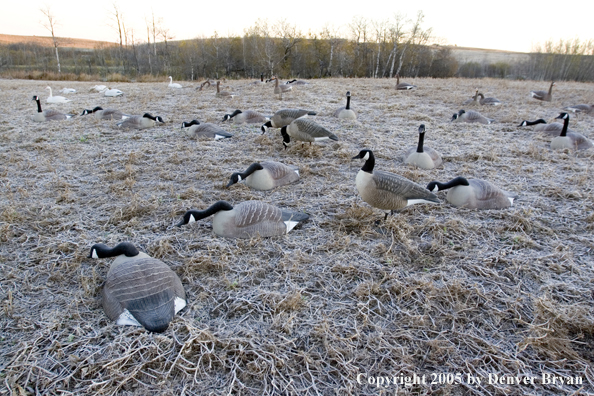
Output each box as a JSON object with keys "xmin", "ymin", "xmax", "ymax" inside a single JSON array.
[
  {"xmin": 314, "ymin": 137, "xmax": 329, "ymax": 141},
  {"xmin": 284, "ymin": 220, "xmax": 299, "ymax": 233},
  {"xmin": 174, "ymin": 297, "xmax": 186, "ymax": 314},
  {"xmin": 508, "ymin": 197, "xmax": 515, "ymax": 205},
  {"xmin": 116, "ymin": 309, "xmax": 142, "ymax": 327},
  {"xmin": 406, "ymin": 199, "xmax": 438, "ymax": 206},
  {"xmin": 214, "ymin": 134, "xmax": 227, "ymax": 140},
  {"xmin": 294, "ymin": 170, "xmax": 300, "ymax": 176}
]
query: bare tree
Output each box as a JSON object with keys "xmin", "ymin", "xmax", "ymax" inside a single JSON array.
[
  {"xmin": 108, "ymin": 3, "xmax": 125, "ymax": 47},
  {"xmin": 40, "ymin": 5, "xmax": 61, "ymax": 73}
]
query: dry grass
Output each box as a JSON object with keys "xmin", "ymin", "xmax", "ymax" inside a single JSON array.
[{"xmin": 1, "ymin": 77, "xmax": 593, "ymax": 395}]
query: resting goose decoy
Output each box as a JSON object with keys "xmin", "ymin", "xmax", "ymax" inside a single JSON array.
[
  {"xmin": 564, "ymin": 104, "xmax": 593, "ymax": 115},
  {"xmin": 334, "ymin": 91, "xmax": 357, "ymax": 120},
  {"xmin": 176, "ymin": 200, "xmax": 309, "ymax": 238},
  {"xmin": 90, "ymin": 85, "xmax": 107, "ymax": 92},
  {"xmin": 530, "ymin": 81, "xmax": 555, "ymax": 102},
  {"xmin": 181, "ymin": 120, "xmax": 233, "ymax": 140},
  {"xmin": 59, "ymin": 88, "xmax": 76, "ymax": 94},
  {"xmin": 261, "ymin": 109, "xmax": 317, "ymax": 133},
  {"xmin": 403, "ymin": 124, "xmax": 443, "ymax": 170},
  {"xmin": 353, "ymin": 149, "xmax": 439, "ymax": 220},
  {"xmin": 462, "ymin": 89, "xmax": 480, "ymax": 106},
  {"xmin": 395, "ymin": 74, "xmax": 416, "ymax": 90},
  {"xmin": 88, "ymin": 242, "xmax": 186, "ymax": 333},
  {"xmin": 280, "ymin": 118, "xmax": 338, "ymax": 149},
  {"xmin": 550, "ymin": 113, "xmax": 593, "ymax": 151},
  {"xmin": 104, "ymin": 88, "xmax": 124, "ymax": 97},
  {"xmin": 427, "ymin": 177, "xmax": 515, "ymax": 210},
  {"xmin": 273, "ymin": 76, "xmax": 292, "ymax": 99},
  {"xmin": 285, "ymin": 79, "xmax": 308, "ymax": 85},
  {"xmin": 117, "ymin": 113, "xmax": 164, "ymax": 129},
  {"xmin": 31, "ymin": 95, "xmax": 74, "ymax": 122},
  {"xmin": 216, "ymin": 80, "xmax": 236, "ymax": 98},
  {"xmin": 451, "ymin": 109, "xmax": 493, "ymax": 125},
  {"xmin": 168, "ymin": 76, "xmax": 183, "ymax": 89},
  {"xmin": 45, "ymin": 86, "xmax": 71, "ymax": 104},
  {"xmin": 478, "ymin": 93, "xmax": 501, "ymax": 106},
  {"xmin": 222, "ymin": 109, "xmax": 269, "ymax": 124},
  {"xmin": 81, "ymin": 106, "xmax": 130, "ymax": 120},
  {"xmin": 517, "ymin": 119, "xmax": 569, "ymax": 136},
  {"xmin": 252, "ymin": 73, "xmax": 266, "ymax": 85},
  {"xmin": 227, "ymin": 161, "xmax": 299, "ymax": 190}
]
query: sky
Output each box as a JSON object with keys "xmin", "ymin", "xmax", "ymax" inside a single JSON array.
[{"xmin": 1, "ymin": 1, "xmax": 593, "ymax": 53}]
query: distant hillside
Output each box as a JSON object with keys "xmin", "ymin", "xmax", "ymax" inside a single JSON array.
[
  {"xmin": 0, "ymin": 34, "xmax": 115, "ymax": 49},
  {"xmin": 446, "ymin": 45, "xmax": 530, "ymax": 64}
]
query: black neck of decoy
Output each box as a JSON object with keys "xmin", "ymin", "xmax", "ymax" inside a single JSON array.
[
  {"xmin": 346, "ymin": 92, "xmax": 351, "ymax": 110},
  {"xmin": 230, "ymin": 109, "xmax": 242, "ymax": 118},
  {"xmin": 92, "ymin": 106, "xmax": 103, "ymax": 112},
  {"xmin": 88, "ymin": 242, "xmax": 139, "ymax": 258},
  {"xmin": 181, "ymin": 120, "xmax": 199, "ymax": 128},
  {"xmin": 261, "ymin": 121, "xmax": 272, "ymax": 134},
  {"xmin": 416, "ymin": 131, "xmax": 425, "ymax": 153},
  {"xmin": 260, "ymin": 73, "xmax": 264, "ymax": 82},
  {"xmin": 280, "ymin": 127, "xmax": 291, "ymax": 149},
  {"xmin": 556, "ymin": 113, "xmax": 569, "ymax": 137},
  {"xmin": 427, "ymin": 177, "xmax": 469, "ymax": 192},
  {"xmin": 34, "ymin": 97, "xmax": 42, "ymax": 113},
  {"xmin": 176, "ymin": 201, "xmax": 234, "ymax": 226},
  {"xmin": 520, "ymin": 119, "xmax": 546, "ymax": 127},
  {"xmin": 242, "ymin": 162, "xmax": 264, "ymax": 177},
  {"xmin": 143, "ymin": 113, "xmax": 156, "ymax": 120}
]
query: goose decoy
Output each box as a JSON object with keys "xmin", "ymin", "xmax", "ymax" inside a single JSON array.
[
  {"xmin": 59, "ymin": 88, "xmax": 76, "ymax": 94},
  {"xmin": 88, "ymin": 242, "xmax": 186, "ymax": 333},
  {"xmin": 117, "ymin": 113, "xmax": 164, "ymax": 129},
  {"xmin": 517, "ymin": 119, "xmax": 568, "ymax": 136},
  {"xmin": 176, "ymin": 200, "xmax": 309, "ymax": 238},
  {"xmin": 181, "ymin": 120, "xmax": 233, "ymax": 140},
  {"xmin": 395, "ymin": 74, "xmax": 416, "ymax": 90},
  {"xmin": 334, "ymin": 91, "xmax": 357, "ymax": 120},
  {"xmin": 216, "ymin": 80, "xmax": 236, "ymax": 98},
  {"xmin": 31, "ymin": 95, "xmax": 74, "ymax": 122},
  {"xmin": 168, "ymin": 76, "xmax": 182, "ymax": 89},
  {"xmin": 451, "ymin": 109, "xmax": 493, "ymax": 124},
  {"xmin": 227, "ymin": 161, "xmax": 299, "ymax": 190},
  {"xmin": 285, "ymin": 79, "xmax": 308, "ymax": 85},
  {"xmin": 403, "ymin": 124, "xmax": 443, "ymax": 170},
  {"xmin": 261, "ymin": 109, "xmax": 317, "ymax": 133},
  {"xmin": 352, "ymin": 149, "xmax": 439, "ymax": 220},
  {"xmin": 252, "ymin": 73, "xmax": 265, "ymax": 85},
  {"xmin": 280, "ymin": 118, "xmax": 338, "ymax": 149},
  {"xmin": 477, "ymin": 93, "xmax": 501, "ymax": 106},
  {"xmin": 550, "ymin": 113, "xmax": 593, "ymax": 151},
  {"xmin": 90, "ymin": 85, "xmax": 107, "ymax": 92},
  {"xmin": 563, "ymin": 104, "xmax": 593, "ymax": 115},
  {"xmin": 81, "ymin": 106, "xmax": 130, "ymax": 120},
  {"xmin": 222, "ymin": 109, "xmax": 269, "ymax": 124},
  {"xmin": 273, "ymin": 76, "xmax": 292, "ymax": 99},
  {"xmin": 462, "ymin": 89, "xmax": 480, "ymax": 106},
  {"xmin": 427, "ymin": 177, "xmax": 515, "ymax": 209},
  {"xmin": 104, "ymin": 88, "xmax": 124, "ymax": 97},
  {"xmin": 45, "ymin": 86, "xmax": 71, "ymax": 104},
  {"xmin": 530, "ymin": 81, "xmax": 555, "ymax": 102}
]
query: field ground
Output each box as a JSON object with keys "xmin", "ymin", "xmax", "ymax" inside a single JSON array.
[{"xmin": 1, "ymin": 77, "xmax": 593, "ymax": 395}]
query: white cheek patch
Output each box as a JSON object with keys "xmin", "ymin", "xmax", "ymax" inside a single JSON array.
[
  {"xmin": 237, "ymin": 175, "xmax": 242, "ymax": 182},
  {"xmin": 174, "ymin": 297, "xmax": 186, "ymax": 314},
  {"xmin": 189, "ymin": 214, "xmax": 196, "ymax": 224},
  {"xmin": 116, "ymin": 309, "xmax": 142, "ymax": 327},
  {"xmin": 363, "ymin": 152, "xmax": 370, "ymax": 161},
  {"xmin": 284, "ymin": 220, "xmax": 299, "ymax": 233},
  {"xmin": 432, "ymin": 186, "xmax": 438, "ymax": 193},
  {"xmin": 92, "ymin": 249, "xmax": 98, "ymax": 259}
]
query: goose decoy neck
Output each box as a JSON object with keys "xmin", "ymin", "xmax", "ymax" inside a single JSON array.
[
  {"xmin": 261, "ymin": 121, "xmax": 272, "ymax": 134},
  {"xmin": 280, "ymin": 126, "xmax": 291, "ymax": 149},
  {"xmin": 518, "ymin": 119, "xmax": 546, "ymax": 127},
  {"xmin": 346, "ymin": 92, "xmax": 352, "ymax": 110},
  {"xmin": 177, "ymin": 201, "xmax": 234, "ymax": 226},
  {"xmin": 352, "ymin": 150, "xmax": 375, "ymax": 173},
  {"xmin": 92, "ymin": 106, "xmax": 103, "ymax": 112},
  {"xmin": 555, "ymin": 113, "xmax": 569, "ymax": 136},
  {"xmin": 416, "ymin": 124, "xmax": 426, "ymax": 153},
  {"xmin": 228, "ymin": 109, "xmax": 242, "ymax": 119},
  {"xmin": 260, "ymin": 73, "xmax": 264, "ymax": 82},
  {"xmin": 549, "ymin": 81, "xmax": 555, "ymax": 93},
  {"xmin": 227, "ymin": 163, "xmax": 264, "ymax": 187},
  {"xmin": 88, "ymin": 242, "xmax": 140, "ymax": 259},
  {"xmin": 181, "ymin": 120, "xmax": 200, "ymax": 129},
  {"xmin": 451, "ymin": 113, "xmax": 459, "ymax": 121},
  {"xmin": 33, "ymin": 96, "xmax": 42, "ymax": 113},
  {"xmin": 458, "ymin": 110, "xmax": 466, "ymax": 115},
  {"xmin": 427, "ymin": 177, "xmax": 469, "ymax": 192}
]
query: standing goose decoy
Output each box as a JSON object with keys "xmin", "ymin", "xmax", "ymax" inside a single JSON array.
[
  {"xmin": 334, "ymin": 91, "xmax": 357, "ymax": 120},
  {"xmin": 181, "ymin": 120, "xmax": 233, "ymax": 140},
  {"xmin": 530, "ymin": 81, "xmax": 555, "ymax": 102},
  {"xmin": 168, "ymin": 76, "xmax": 183, "ymax": 89},
  {"xmin": 216, "ymin": 80, "xmax": 236, "ymax": 98},
  {"xmin": 478, "ymin": 93, "xmax": 502, "ymax": 106},
  {"xmin": 104, "ymin": 88, "xmax": 124, "ymax": 97},
  {"xmin": 451, "ymin": 109, "xmax": 493, "ymax": 125},
  {"xmin": 59, "ymin": 88, "xmax": 76, "ymax": 94},
  {"xmin": 31, "ymin": 95, "xmax": 74, "ymax": 122},
  {"xmin": 395, "ymin": 74, "xmax": 416, "ymax": 90},
  {"xmin": 81, "ymin": 106, "xmax": 130, "ymax": 120},
  {"xmin": 550, "ymin": 113, "xmax": 593, "ymax": 151},
  {"xmin": 280, "ymin": 118, "xmax": 338, "ymax": 149},
  {"xmin": 462, "ymin": 89, "xmax": 480, "ymax": 106},
  {"xmin": 563, "ymin": 104, "xmax": 593, "ymax": 115},
  {"xmin": 353, "ymin": 150, "xmax": 439, "ymax": 220},
  {"xmin": 403, "ymin": 124, "xmax": 443, "ymax": 170},
  {"xmin": 88, "ymin": 242, "xmax": 186, "ymax": 333},
  {"xmin": 222, "ymin": 109, "xmax": 269, "ymax": 124},
  {"xmin": 273, "ymin": 76, "xmax": 292, "ymax": 99},
  {"xmin": 427, "ymin": 177, "xmax": 515, "ymax": 210},
  {"xmin": 45, "ymin": 86, "xmax": 71, "ymax": 104},
  {"xmin": 227, "ymin": 161, "xmax": 299, "ymax": 190},
  {"xmin": 261, "ymin": 109, "xmax": 317, "ymax": 133},
  {"xmin": 176, "ymin": 200, "xmax": 309, "ymax": 238},
  {"xmin": 517, "ymin": 119, "xmax": 569, "ymax": 136},
  {"xmin": 117, "ymin": 113, "xmax": 164, "ymax": 129}
]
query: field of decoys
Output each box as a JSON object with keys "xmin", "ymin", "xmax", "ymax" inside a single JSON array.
[{"xmin": 1, "ymin": 75, "xmax": 593, "ymax": 395}]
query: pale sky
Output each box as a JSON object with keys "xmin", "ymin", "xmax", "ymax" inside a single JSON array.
[{"xmin": 1, "ymin": 1, "xmax": 593, "ymax": 53}]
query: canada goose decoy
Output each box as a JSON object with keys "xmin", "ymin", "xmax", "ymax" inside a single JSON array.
[
  {"xmin": 427, "ymin": 177, "xmax": 515, "ymax": 209},
  {"xmin": 197, "ymin": 81, "xmax": 211, "ymax": 91},
  {"xmin": 45, "ymin": 86, "xmax": 71, "ymax": 104},
  {"xmin": 451, "ymin": 109, "xmax": 493, "ymax": 125},
  {"xmin": 353, "ymin": 149, "xmax": 439, "ymax": 220},
  {"xmin": 462, "ymin": 89, "xmax": 480, "ymax": 106},
  {"xmin": 104, "ymin": 88, "xmax": 124, "ymax": 97},
  {"xmin": 550, "ymin": 113, "xmax": 593, "ymax": 151},
  {"xmin": 261, "ymin": 109, "xmax": 317, "ymax": 133},
  {"xmin": 117, "ymin": 113, "xmax": 164, "ymax": 129},
  {"xmin": 222, "ymin": 109, "xmax": 269, "ymax": 124},
  {"xmin": 530, "ymin": 81, "xmax": 555, "ymax": 102},
  {"xmin": 227, "ymin": 161, "xmax": 299, "ymax": 190},
  {"xmin": 396, "ymin": 74, "xmax": 416, "ymax": 90},
  {"xmin": 81, "ymin": 106, "xmax": 130, "ymax": 120},
  {"xmin": 285, "ymin": 79, "xmax": 308, "ymax": 85},
  {"xmin": 216, "ymin": 81, "xmax": 236, "ymax": 98},
  {"xmin": 478, "ymin": 93, "xmax": 501, "ymax": 106},
  {"xmin": 176, "ymin": 200, "xmax": 309, "ymax": 238},
  {"xmin": 564, "ymin": 104, "xmax": 593, "ymax": 115},
  {"xmin": 517, "ymin": 119, "xmax": 569, "ymax": 136},
  {"xmin": 181, "ymin": 120, "xmax": 233, "ymax": 140},
  {"xmin": 59, "ymin": 88, "xmax": 76, "ymax": 94},
  {"xmin": 90, "ymin": 85, "xmax": 107, "ymax": 92},
  {"xmin": 280, "ymin": 118, "xmax": 338, "ymax": 149},
  {"xmin": 252, "ymin": 73, "xmax": 265, "ymax": 85},
  {"xmin": 403, "ymin": 124, "xmax": 443, "ymax": 170},
  {"xmin": 88, "ymin": 242, "xmax": 186, "ymax": 333},
  {"xmin": 168, "ymin": 76, "xmax": 182, "ymax": 89},
  {"xmin": 273, "ymin": 76, "xmax": 292, "ymax": 99},
  {"xmin": 334, "ymin": 91, "xmax": 357, "ymax": 120},
  {"xmin": 31, "ymin": 95, "xmax": 74, "ymax": 122}
]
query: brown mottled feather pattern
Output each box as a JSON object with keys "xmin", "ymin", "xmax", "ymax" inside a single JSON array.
[
  {"xmin": 261, "ymin": 162, "xmax": 299, "ymax": 183},
  {"xmin": 234, "ymin": 201, "xmax": 282, "ymax": 227},
  {"xmin": 272, "ymin": 109, "xmax": 312, "ymax": 127},
  {"xmin": 238, "ymin": 110, "xmax": 268, "ymax": 124},
  {"xmin": 288, "ymin": 118, "xmax": 337, "ymax": 142},
  {"xmin": 366, "ymin": 170, "xmax": 437, "ymax": 210},
  {"xmin": 39, "ymin": 109, "xmax": 69, "ymax": 121},
  {"xmin": 96, "ymin": 108, "xmax": 126, "ymax": 120}
]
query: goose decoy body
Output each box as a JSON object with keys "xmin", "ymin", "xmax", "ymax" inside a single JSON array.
[
  {"xmin": 88, "ymin": 242, "xmax": 186, "ymax": 333},
  {"xmin": 181, "ymin": 120, "xmax": 233, "ymax": 140},
  {"xmin": 451, "ymin": 109, "xmax": 493, "ymax": 124},
  {"xmin": 280, "ymin": 118, "xmax": 338, "ymax": 149},
  {"xmin": 550, "ymin": 113, "xmax": 593, "ymax": 151},
  {"xmin": 478, "ymin": 93, "xmax": 501, "ymax": 106},
  {"xmin": 396, "ymin": 74, "xmax": 416, "ymax": 90},
  {"xmin": 222, "ymin": 109, "xmax": 269, "ymax": 124},
  {"xmin": 261, "ymin": 109, "xmax": 317, "ymax": 133},
  {"xmin": 59, "ymin": 88, "xmax": 76, "ymax": 94},
  {"xmin": 563, "ymin": 104, "xmax": 593, "ymax": 115},
  {"xmin": 31, "ymin": 95, "xmax": 74, "ymax": 122},
  {"xmin": 81, "ymin": 106, "xmax": 130, "ymax": 120},
  {"xmin": 117, "ymin": 113, "xmax": 164, "ymax": 129},
  {"xmin": 273, "ymin": 76, "xmax": 292, "ymax": 98},
  {"xmin": 285, "ymin": 79, "xmax": 308, "ymax": 85},
  {"xmin": 227, "ymin": 161, "xmax": 299, "ymax": 190},
  {"xmin": 90, "ymin": 85, "xmax": 107, "ymax": 92},
  {"xmin": 104, "ymin": 88, "xmax": 124, "ymax": 97},
  {"xmin": 403, "ymin": 124, "xmax": 443, "ymax": 170},
  {"xmin": 517, "ymin": 119, "xmax": 569, "ymax": 136},
  {"xmin": 530, "ymin": 81, "xmax": 555, "ymax": 102},
  {"xmin": 45, "ymin": 86, "xmax": 71, "ymax": 104},
  {"xmin": 216, "ymin": 80, "xmax": 236, "ymax": 98},
  {"xmin": 462, "ymin": 89, "xmax": 480, "ymax": 106},
  {"xmin": 176, "ymin": 200, "xmax": 309, "ymax": 238},
  {"xmin": 334, "ymin": 91, "xmax": 357, "ymax": 120},
  {"xmin": 427, "ymin": 177, "xmax": 515, "ymax": 210},
  {"xmin": 353, "ymin": 149, "xmax": 439, "ymax": 220},
  {"xmin": 252, "ymin": 73, "xmax": 265, "ymax": 85},
  {"xmin": 168, "ymin": 76, "xmax": 182, "ymax": 88}
]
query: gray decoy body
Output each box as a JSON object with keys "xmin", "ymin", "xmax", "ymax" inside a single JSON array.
[
  {"xmin": 334, "ymin": 91, "xmax": 357, "ymax": 120},
  {"xmin": 396, "ymin": 74, "xmax": 416, "ymax": 90},
  {"xmin": 517, "ymin": 119, "xmax": 570, "ymax": 136},
  {"xmin": 273, "ymin": 76, "xmax": 293, "ymax": 98},
  {"xmin": 104, "ymin": 88, "xmax": 124, "ymax": 97},
  {"xmin": 216, "ymin": 80, "xmax": 236, "ymax": 98},
  {"xmin": 81, "ymin": 106, "xmax": 130, "ymax": 120},
  {"xmin": 451, "ymin": 109, "xmax": 493, "ymax": 125},
  {"xmin": 285, "ymin": 79, "xmax": 308, "ymax": 85},
  {"xmin": 227, "ymin": 161, "xmax": 300, "ymax": 190},
  {"xmin": 222, "ymin": 109, "xmax": 269, "ymax": 124},
  {"xmin": 353, "ymin": 150, "xmax": 440, "ymax": 219},
  {"xmin": 478, "ymin": 93, "xmax": 501, "ymax": 106},
  {"xmin": 563, "ymin": 104, "xmax": 593, "ymax": 115},
  {"xmin": 530, "ymin": 81, "xmax": 555, "ymax": 102},
  {"xmin": 181, "ymin": 120, "xmax": 233, "ymax": 140},
  {"xmin": 261, "ymin": 109, "xmax": 317, "ymax": 133},
  {"xmin": 177, "ymin": 200, "xmax": 309, "ymax": 238},
  {"xmin": 280, "ymin": 118, "xmax": 338, "ymax": 149},
  {"xmin": 88, "ymin": 242, "xmax": 186, "ymax": 333},
  {"xmin": 403, "ymin": 125, "xmax": 443, "ymax": 170},
  {"xmin": 550, "ymin": 113, "xmax": 593, "ymax": 151},
  {"xmin": 462, "ymin": 89, "xmax": 480, "ymax": 106},
  {"xmin": 117, "ymin": 113, "xmax": 164, "ymax": 129},
  {"xmin": 31, "ymin": 95, "xmax": 74, "ymax": 122},
  {"xmin": 427, "ymin": 177, "xmax": 515, "ymax": 210}
]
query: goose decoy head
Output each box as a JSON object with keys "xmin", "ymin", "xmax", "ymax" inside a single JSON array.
[
  {"xmin": 352, "ymin": 149, "xmax": 372, "ymax": 161},
  {"xmin": 181, "ymin": 119, "xmax": 200, "ymax": 129},
  {"xmin": 32, "ymin": 95, "xmax": 39, "ymax": 101},
  {"xmin": 280, "ymin": 126, "xmax": 291, "ymax": 149},
  {"xmin": 555, "ymin": 112, "xmax": 569, "ymax": 120},
  {"xmin": 261, "ymin": 120, "xmax": 272, "ymax": 134},
  {"xmin": 418, "ymin": 124, "xmax": 425, "ymax": 133},
  {"xmin": 227, "ymin": 173, "xmax": 242, "ymax": 187},
  {"xmin": 451, "ymin": 113, "xmax": 459, "ymax": 121},
  {"xmin": 426, "ymin": 177, "xmax": 470, "ymax": 193},
  {"xmin": 88, "ymin": 242, "xmax": 140, "ymax": 259}
]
